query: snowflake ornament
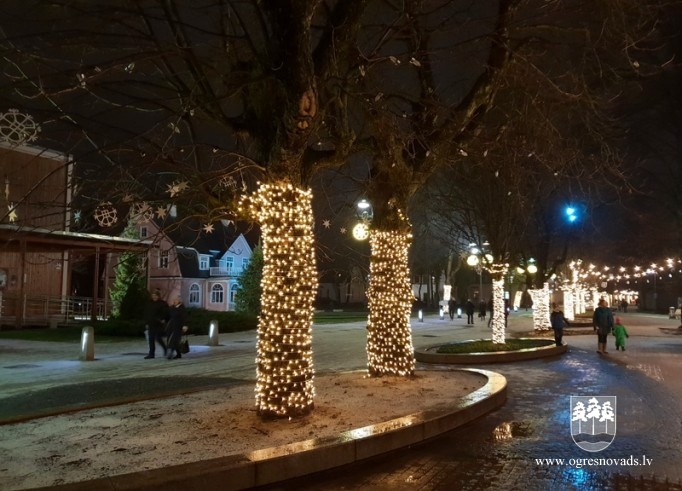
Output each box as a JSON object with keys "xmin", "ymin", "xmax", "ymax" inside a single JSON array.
[
  {"xmin": 0, "ymin": 109, "xmax": 41, "ymax": 145},
  {"xmin": 219, "ymin": 175, "xmax": 238, "ymax": 190},
  {"xmin": 130, "ymin": 202, "xmax": 153, "ymax": 222},
  {"xmin": 93, "ymin": 202, "xmax": 118, "ymax": 228}
]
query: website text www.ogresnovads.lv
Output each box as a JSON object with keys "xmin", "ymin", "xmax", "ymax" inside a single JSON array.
[{"xmin": 535, "ymin": 455, "xmax": 653, "ymax": 469}]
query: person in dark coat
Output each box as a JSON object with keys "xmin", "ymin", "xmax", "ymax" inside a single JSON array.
[
  {"xmin": 448, "ymin": 298, "xmax": 456, "ymax": 320},
  {"xmin": 465, "ymin": 299, "xmax": 475, "ymax": 324},
  {"xmin": 143, "ymin": 289, "xmax": 168, "ymax": 359},
  {"xmin": 593, "ymin": 298, "xmax": 614, "ymax": 354},
  {"xmin": 550, "ymin": 303, "xmax": 569, "ymax": 347},
  {"xmin": 166, "ymin": 296, "xmax": 187, "ymax": 360}
]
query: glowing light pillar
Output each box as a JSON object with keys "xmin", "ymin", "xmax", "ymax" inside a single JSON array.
[
  {"xmin": 241, "ymin": 182, "xmax": 317, "ymax": 418},
  {"xmin": 366, "ymin": 229, "xmax": 415, "ymax": 377},
  {"xmin": 563, "ymin": 287, "xmax": 575, "ymax": 321},
  {"xmin": 529, "ymin": 283, "xmax": 551, "ymax": 331},
  {"xmin": 490, "ymin": 263, "xmax": 508, "ymax": 344}
]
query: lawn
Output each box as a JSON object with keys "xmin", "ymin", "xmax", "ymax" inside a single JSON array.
[{"xmin": 436, "ymin": 338, "xmax": 555, "ymax": 354}]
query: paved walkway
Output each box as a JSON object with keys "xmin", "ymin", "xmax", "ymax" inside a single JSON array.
[
  {"xmin": 2, "ymin": 310, "xmax": 682, "ymax": 490},
  {"xmin": 270, "ymin": 312, "xmax": 682, "ymax": 490}
]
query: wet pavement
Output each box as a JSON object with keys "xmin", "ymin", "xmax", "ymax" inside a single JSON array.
[
  {"xmin": 261, "ymin": 314, "xmax": 682, "ymax": 491},
  {"xmin": 2, "ymin": 311, "xmax": 682, "ymax": 490}
]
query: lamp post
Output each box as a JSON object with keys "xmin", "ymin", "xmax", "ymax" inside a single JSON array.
[
  {"xmin": 353, "ymin": 199, "xmax": 373, "ymax": 241},
  {"xmin": 467, "ymin": 241, "xmax": 491, "ymax": 302}
]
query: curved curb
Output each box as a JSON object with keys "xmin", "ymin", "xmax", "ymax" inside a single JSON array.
[
  {"xmin": 31, "ymin": 369, "xmax": 507, "ymax": 491},
  {"xmin": 415, "ymin": 338, "xmax": 567, "ymax": 364}
]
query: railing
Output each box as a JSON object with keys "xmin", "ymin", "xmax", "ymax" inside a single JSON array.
[
  {"xmin": 0, "ymin": 294, "xmax": 109, "ymax": 327},
  {"xmin": 209, "ymin": 266, "xmax": 243, "ymax": 277}
]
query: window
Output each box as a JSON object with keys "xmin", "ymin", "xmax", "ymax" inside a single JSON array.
[
  {"xmin": 139, "ymin": 226, "xmax": 148, "ymax": 238},
  {"xmin": 230, "ymin": 284, "xmax": 238, "ymax": 303},
  {"xmin": 199, "ymin": 255, "xmax": 209, "ymax": 270},
  {"xmin": 241, "ymin": 258, "xmax": 249, "ymax": 270},
  {"xmin": 159, "ymin": 250, "xmax": 169, "ymax": 269},
  {"xmin": 189, "ymin": 284, "xmax": 201, "ymax": 306},
  {"xmin": 211, "ymin": 284, "xmax": 224, "ymax": 304},
  {"xmin": 225, "ymin": 257, "xmax": 234, "ymax": 274}
]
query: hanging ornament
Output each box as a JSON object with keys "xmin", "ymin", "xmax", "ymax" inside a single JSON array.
[
  {"xmin": 129, "ymin": 202, "xmax": 153, "ymax": 222},
  {"xmin": 155, "ymin": 205, "xmax": 168, "ymax": 219},
  {"xmin": 340, "ymin": 227, "xmax": 347, "ymax": 234},
  {"xmin": 321, "ymin": 219, "xmax": 331, "ymax": 229},
  {"xmin": 167, "ymin": 181, "xmax": 189, "ymax": 198},
  {"xmin": 73, "ymin": 210, "xmax": 82, "ymax": 224},
  {"xmin": 7, "ymin": 203, "xmax": 18, "ymax": 223},
  {"xmin": 219, "ymin": 175, "xmax": 238, "ymax": 190},
  {"xmin": 203, "ymin": 223, "xmax": 215, "ymax": 234},
  {"xmin": 0, "ymin": 109, "xmax": 41, "ymax": 145},
  {"xmin": 93, "ymin": 202, "xmax": 118, "ymax": 227}
]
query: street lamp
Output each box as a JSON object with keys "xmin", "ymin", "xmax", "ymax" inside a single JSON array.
[
  {"xmin": 353, "ymin": 199, "xmax": 373, "ymax": 241},
  {"xmin": 467, "ymin": 241, "xmax": 491, "ymax": 302}
]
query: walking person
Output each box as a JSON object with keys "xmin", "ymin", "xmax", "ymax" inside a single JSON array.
[
  {"xmin": 550, "ymin": 303, "xmax": 569, "ymax": 347},
  {"xmin": 478, "ymin": 299, "xmax": 487, "ymax": 321},
  {"xmin": 143, "ymin": 289, "xmax": 168, "ymax": 359},
  {"xmin": 465, "ymin": 299, "xmax": 475, "ymax": 325},
  {"xmin": 593, "ymin": 298, "xmax": 614, "ymax": 354},
  {"xmin": 448, "ymin": 298, "xmax": 456, "ymax": 320},
  {"xmin": 613, "ymin": 316, "xmax": 630, "ymax": 351},
  {"xmin": 166, "ymin": 296, "xmax": 188, "ymax": 360},
  {"xmin": 487, "ymin": 298, "xmax": 494, "ymax": 328}
]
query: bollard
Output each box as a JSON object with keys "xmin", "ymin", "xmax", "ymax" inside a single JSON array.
[
  {"xmin": 79, "ymin": 326, "xmax": 94, "ymax": 361},
  {"xmin": 208, "ymin": 319, "xmax": 220, "ymax": 346},
  {"xmin": 439, "ymin": 306, "xmax": 444, "ymax": 320},
  {"xmin": 418, "ymin": 309, "xmax": 423, "ymax": 322}
]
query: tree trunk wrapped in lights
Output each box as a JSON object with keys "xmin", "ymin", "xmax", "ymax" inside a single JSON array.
[
  {"xmin": 529, "ymin": 282, "xmax": 551, "ymax": 331},
  {"xmin": 240, "ymin": 182, "xmax": 317, "ymax": 418},
  {"xmin": 490, "ymin": 270, "xmax": 507, "ymax": 344},
  {"xmin": 563, "ymin": 286, "xmax": 575, "ymax": 321},
  {"xmin": 366, "ymin": 229, "xmax": 415, "ymax": 377}
]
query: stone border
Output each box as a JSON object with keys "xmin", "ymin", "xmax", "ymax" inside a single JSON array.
[
  {"xmin": 31, "ymin": 369, "xmax": 506, "ymax": 491},
  {"xmin": 415, "ymin": 338, "xmax": 567, "ymax": 364}
]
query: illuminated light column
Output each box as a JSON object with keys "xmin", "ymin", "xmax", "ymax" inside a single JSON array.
[
  {"xmin": 529, "ymin": 283, "xmax": 551, "ymax": 331},
  {"xmin": 489, "ymin": 263, "xmax": 508, "ymax": 344},
  {"xmin": 366, "ymin": 229, "xmax": 415, "ymax": 377},
  {"xmin": 563, "ymin": 286, "xmax": 575, "ymax": 321},
  {"xmin": 240, "ymin": 182, "xmax": 317, "ymax": 418}
]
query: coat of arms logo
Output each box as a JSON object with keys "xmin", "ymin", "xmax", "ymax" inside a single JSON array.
[{"xmin": 570, "ymin": 396, "xmax": 616, "ymax": 452}]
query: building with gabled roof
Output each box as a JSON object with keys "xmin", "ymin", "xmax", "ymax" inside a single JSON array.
[{"xmin": 110, "ymin": 217, "xmax": 258, "ymax": 311}]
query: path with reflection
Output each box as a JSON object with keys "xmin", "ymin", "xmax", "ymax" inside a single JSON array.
[{"xmin": 269, "ymin": 315, "xmax": 682, "ymax": 490}]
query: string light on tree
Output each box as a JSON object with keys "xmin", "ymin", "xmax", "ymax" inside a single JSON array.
[
  {"xmin": 366, "ymin": 228, "xmax": 415, "ymax": 377},
  {"xmin": 240, "ymin": 182, "xmax": 317, "ymax": 418},
  {"xmin": 488, "ymin": 262, "xmax": 509, "ymax": 344}
]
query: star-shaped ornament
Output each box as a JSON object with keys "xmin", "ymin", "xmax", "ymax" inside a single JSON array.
[
  {"xmin": 340, "ymin": 227, "xmax": 347, "ymax": 234},
  {"xmin": 322, "ymin": 219, "xmax": 331, "ymax": 229},
  {"xmin": 155, "ymin": 206, "xmax": 168, "ymax": 219},
  {"xmin": 203, "ymin": 223, "xmax": 215, "ymax": 234},
  {"xmin": 8, "ymin": 203, "xmax": 18, "ymax": 223},
  {"xmin": 167, "ymin": 181, "xmax": 189, "ymax": 198},
  {"xmin": 73, "ymin": 210, "xmax": 82, "ymax": 223}
]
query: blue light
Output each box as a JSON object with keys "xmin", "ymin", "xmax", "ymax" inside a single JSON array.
[{"xmin": 565, "ymin": 206, "xmax": 578, "ymax": 223}]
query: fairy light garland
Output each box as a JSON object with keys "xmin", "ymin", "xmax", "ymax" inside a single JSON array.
[
  {"xmin": 528, "ymin": 282, "xmax": 551, "ymax": 331},
  {"xmin": 239, "ymin": 182, "xmax": 317, "ymax": 418},
  {"xmin": 490, "ymin": 273, "xmax": 506, "ymax": 344},
  {"xmin": 366, "ymin": 229, "xmax": 415, "ymax": 377}
]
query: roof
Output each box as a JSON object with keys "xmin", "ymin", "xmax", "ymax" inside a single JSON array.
[
  {"xmin": 154, "ymin": 218, "xmax": 259, "ymax": 254},
  {"xmin": 0, "ymin": 224, "xmax": 154, "ymax": 253}
]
